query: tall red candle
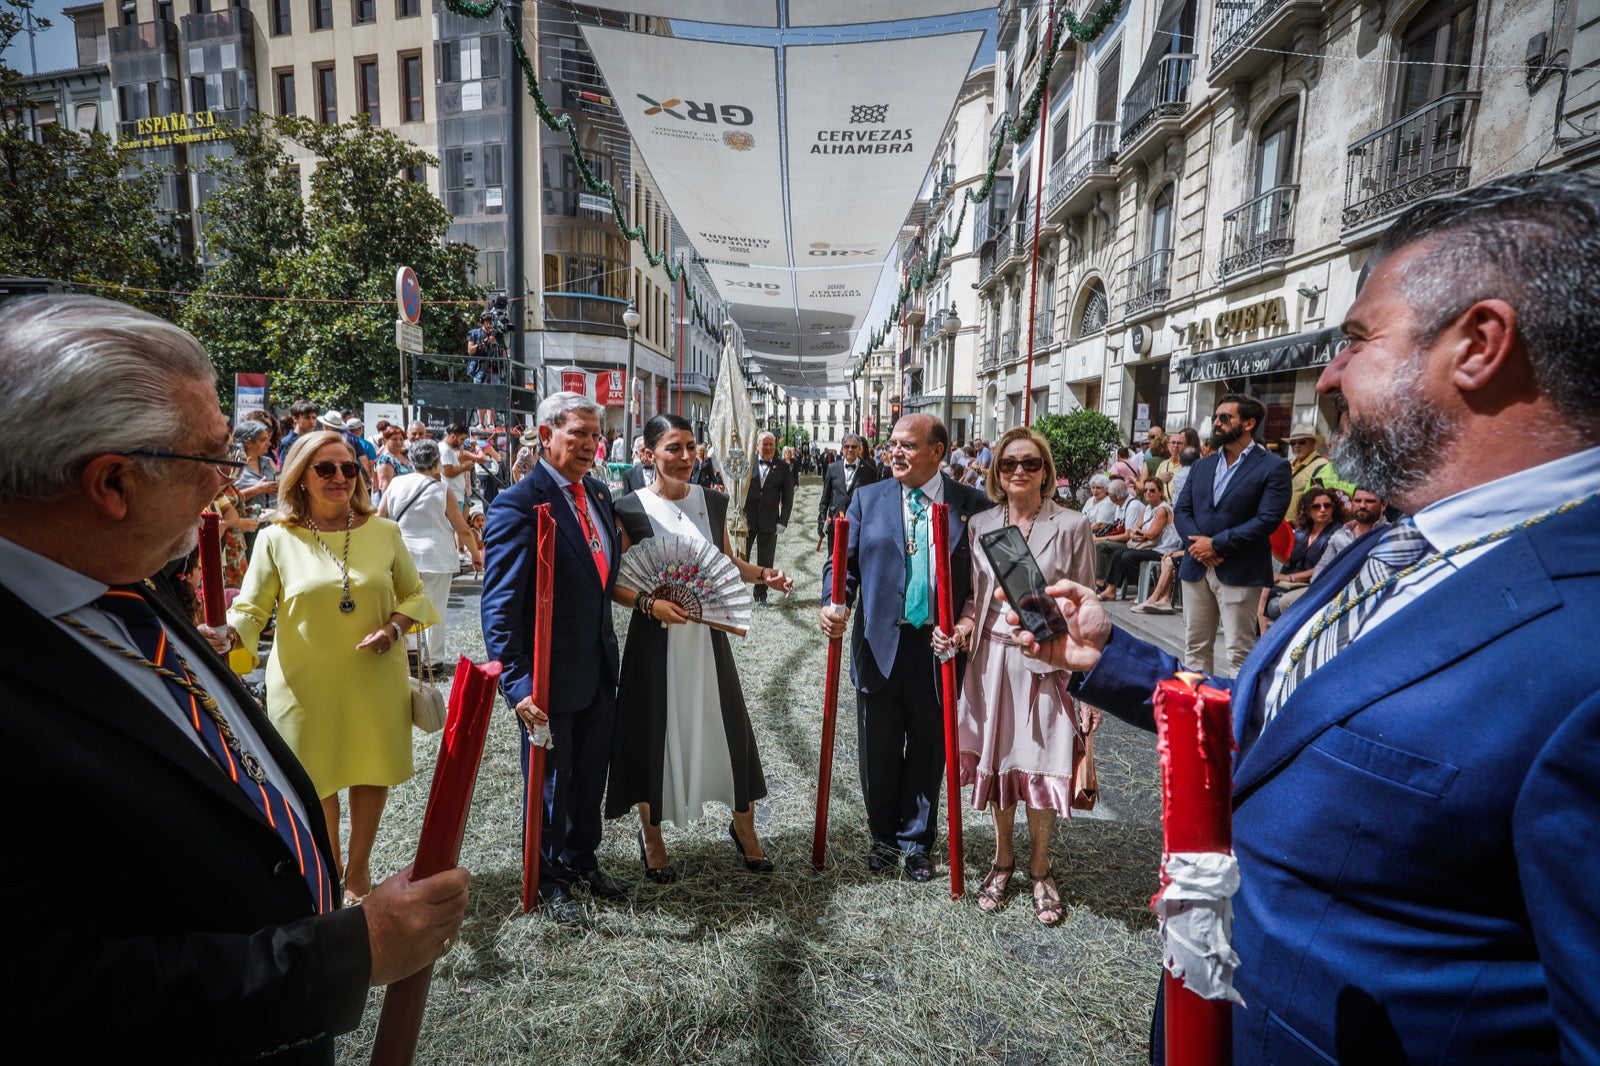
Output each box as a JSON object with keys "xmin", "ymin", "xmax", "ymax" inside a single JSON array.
[
  {"xmin": 370, "ymin": 657, "xmax": 503, "ymax": 1066},
  {"xmin": 521, "ymin": 505, "xmax": 555, "ymax": 913},
  {"xmin": 929, "ymin": 502, "xmax": 964, "ymax": 900},
  {"xmin": 1153, "ymin": 674, "xmax": 1236, "ymax": 1066},
  {"xmin": 811, "ymin": 515, "xmax": 849, "ymax": 871},
  {"xmin": 198, "ymin": 511, "xmax": 226, "ymax": 626}
]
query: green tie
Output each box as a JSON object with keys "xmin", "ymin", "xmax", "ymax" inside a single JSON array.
[{"xmin": 904, "ymin": 488, "xmax": 931, "ymax": 627}]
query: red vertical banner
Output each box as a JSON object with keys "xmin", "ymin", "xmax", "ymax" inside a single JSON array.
[
  {"xmin": 198, "ymin": 511, "xmax": 226, "ymax": 626},
  {"xmin": 370, "ymin": 657, "xmax": 503, "ymax": 1066},
  {"xmin": 811, "ymin": 516, "xmax": 849, "ymax": 871},
  {"xmin": 596, "ymin": 369, "xmax": 625, "ymax": 409},
  {"xmin": 929, "ymin": 502, "xmax": 964, "ymax": 900},
  {"xmin": 1153, "ymin": 675, "xmax": 1237, "ymax": 1066},
  {"xmin": 560, "ymin": 368, "xmax": 588, "ymax": 396},
  {"xmin": 521, "ymin": 505, "xmax": 556, "ymax": 913}
]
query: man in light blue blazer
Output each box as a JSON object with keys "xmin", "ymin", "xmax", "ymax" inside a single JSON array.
[
  {"xmin": 1009, "ymin": 171, "xmax": 1600, "ymax": 1063},
  {"xmin": 819, "ymin": 414, "xmax": 993, "ymax": 880}
]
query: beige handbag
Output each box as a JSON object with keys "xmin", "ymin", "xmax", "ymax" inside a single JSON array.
[{"xmin": 409, "ymin": 627, "xmax": 447, "ymax": 733}]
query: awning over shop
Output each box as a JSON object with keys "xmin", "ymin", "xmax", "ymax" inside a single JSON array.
[{"xmin": 1174, "ymin": 326, "xmax": 1344, "ymax": 385}]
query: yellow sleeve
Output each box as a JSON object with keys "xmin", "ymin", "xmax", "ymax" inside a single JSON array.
[
  {"xmin": 385, "ymin": 519, "xmax": 441, "ymax": 630},
  {"xmin": 224, "ymin": 523, "xmax": 284, "ymax": 672}
]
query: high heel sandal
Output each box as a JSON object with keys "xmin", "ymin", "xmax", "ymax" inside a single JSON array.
[
  {"xmin": 1030, "ymin": 868, "xmax": 1065, "ymax": 926},
  {"xmin": 976, "ymin": 862, "xmax": 1014, "ymax": 914},
  {"xmin": 637, "ymin": 829, "xmax": 677, "ymax": 884},
  {"xmin": 727, "ymin": 822, "xmax": 775, "ymax": 874}
]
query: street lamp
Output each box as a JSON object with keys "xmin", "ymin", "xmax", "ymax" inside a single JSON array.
[
  {"xmin": 622, "ymin": 300, "xmax": 641, "ymax": 445},
  {"xmin": 940, "ymin": 303, "xmax": 962, "ymax": 436}
]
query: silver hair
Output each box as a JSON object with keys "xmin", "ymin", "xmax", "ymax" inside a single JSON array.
[
  {"xmin": 407, "ymin": 438, "xmax": 442, "ymax": 471},
  {"xmin": 0, "ymin": 295, "xmax": 215, "ymax": 502},
  {"xmin": 233, "ymin": 419, "xmax": 269, "ymax": 445},
  {"xmin": 537, "ymin": 390, "xmax": 602, "ymax": 429},
  {"xmin": 840, "ymin": 433, "xmax": 866, "ymax": 449},
  {"xmin": 1088, "ymin": 473, "xmax": 1110, "ymax": 492},
  {"xmin": 758, "ymin": 431, "xmax": 776, "ymax": 445},
  {"xmin": 1108, "ymin": 477, "xmax": 1129, "ymax": 499}
]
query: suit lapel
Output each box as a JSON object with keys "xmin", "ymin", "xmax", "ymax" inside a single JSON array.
[
  {"xmin": 534, "ymin": 464, "xmax": 602, "ymax": 589},
  {"xmin": 1233, "ymin": 531, "xmax": 1564, "ymax": 798}
]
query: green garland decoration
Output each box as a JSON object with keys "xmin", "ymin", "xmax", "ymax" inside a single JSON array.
[{"xmin": 439, "ymin": 0, "xmax": 1126, "ymax": 366}]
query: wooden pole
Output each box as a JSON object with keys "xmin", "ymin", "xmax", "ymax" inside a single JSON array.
[
  {"xmin": 811, "ymin": 516, "xmax": 849, "ymax": 871},
  {"xmin": 930, "ymin": 502, "xmax": 964, "ymax": 900},
  {"xmin": 521, "ymin": 505, "xmax": 555, "ymax": 912}
]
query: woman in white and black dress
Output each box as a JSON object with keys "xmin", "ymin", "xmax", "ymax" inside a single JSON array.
[{"xmin": 608, "ymin": 413, "xmax": 794, "ymax": 882}]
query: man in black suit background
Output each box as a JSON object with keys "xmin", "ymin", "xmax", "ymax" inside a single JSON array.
[
  {"xmin": 619, "ymin": 434, "xmax": 653, "ymax": 497},
  {"xmin": 817, "ymin": 433, "xmax": 877, "ymax": 552},
  {"xmin": 0, "ymin": 295, "xmax": 468, "ymax": 1062},
  {"xmin": 481, "ymin": 391, "xmax": 627, "ymax": 922},
  {"xmin": 742, "ymin": 430, "xmax": 793, "ymax": 605},
  {"xmin": 1174, "ymin": 393, "xmax": 1292, "ymax": 675}
]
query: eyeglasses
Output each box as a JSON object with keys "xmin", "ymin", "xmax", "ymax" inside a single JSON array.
[
  {"xmin": 311, "ymin": 461, "xmax": 362, "ymax": 480},
  {"xmin": 1309, "ymin": 502, "xmax": 1335, "ymax": 510},
  {"xmin": 996, "ymin": 456, "xmax": 1044, "ymax": 475},
  {"xmin": 1213, "ymin": 413, "xmax": 1238, "ymax": 424},
  {"xmin": 1144, "ymin": 487, "xmax": 1163, "ymax": 495},
  {"xmin": 123, "ymin": 450, "xmax": 247, "ymax": 484}
]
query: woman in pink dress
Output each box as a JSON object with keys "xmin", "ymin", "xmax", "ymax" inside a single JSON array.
[{"xmin": 933, "ymin": 427, "xmax": 1098, "ymax": 925}]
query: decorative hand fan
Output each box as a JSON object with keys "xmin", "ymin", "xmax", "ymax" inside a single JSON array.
[{"xmin": 619, "ymin": 533, "xmax": 753, "ymax": 636}]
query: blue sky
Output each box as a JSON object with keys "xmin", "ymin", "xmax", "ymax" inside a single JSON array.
[{"xmin": 5, "ymin": 1, "xmax": 995, "ymax": 77}]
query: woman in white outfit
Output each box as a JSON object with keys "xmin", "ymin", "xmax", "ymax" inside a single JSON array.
[{"xmin": 377, "ymin": 438, "xmax": 480, "ymax": 668}]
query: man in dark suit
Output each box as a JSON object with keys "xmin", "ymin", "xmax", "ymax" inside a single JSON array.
[
  {"xmin": 817, "ymin": 433, "xmax": 877, "ymax": 552},
  {"xmin": 742, "ymin": 431, "xmax": 793, "ymax": 604},
  {"xmin": 819, "ymin": 414, "xmax": 993, "ymax": 880},
  {"xmin": 1174, "ymin": 393, "xmax": 1291, "ymax": 675},
  {"xmin": 481, "ymin": 391, "xmax": 626, "ymax": 923},
  {"xmin": 619, "ymin": 435, "xmax": 653, "ymax": 497},
  {"xmin": 0, "ymin": 294, "xmax": 468, "ymax": 1062},
  {"xmin": 1011, "ymin": 171, "xmax": 1600, "ymax": 1063}
]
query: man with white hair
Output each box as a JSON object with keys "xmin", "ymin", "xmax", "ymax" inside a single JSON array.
[
  {"xmin": 0, "ymin": 294, "xmax": 468, "ymax": 1061},
  {"xmin": 481, "ymin": 391, "xmax": 625, "ymax": 923},
  {"xmin": 741, "ymin": 431, "xmax": 794, "ymax": 605},
  {"xmin": 619, "ymin": 433, "xmax": 653, "ymax": 496}
]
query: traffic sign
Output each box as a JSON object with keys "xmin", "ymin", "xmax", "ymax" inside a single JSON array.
[
  {"xmin": 395, "ymin": 266, "xmax": 422, "ymax": 325},
  {"xmin": 395, "ymin": 319, "xmax": 424, "ymax": 354}
]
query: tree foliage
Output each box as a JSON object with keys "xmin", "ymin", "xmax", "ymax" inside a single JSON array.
[
  {"xmin": 180, "ymin": 114, "xmax": 481, "ymax": 412},
  {"xmin": 0, "ymin": 0, "xmax": 193, "ymax": 317},
  {"xmin": 1033, "ymin": 408, "xmax": 1122, "ymax": 503}
]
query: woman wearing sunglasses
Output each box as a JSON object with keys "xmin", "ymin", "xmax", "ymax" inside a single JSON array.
[
  {"xmin": 221, "ymin": 430, "xmax": 440, "ymax": 906},
  {"xmin": 930, "ymin": 426, "xmax": 1098, "ymax": 925},
  {"xmin": 1258, "ymin": 486, "xmax": 1347, "ymax": 632}
]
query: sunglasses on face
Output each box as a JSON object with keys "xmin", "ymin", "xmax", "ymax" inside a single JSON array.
[
  {"xmin": 997, "ymin": 456, "xmax": 1044, "ymax": 475},
  {"xmin": 311, "ymin": 461, "xmax": 361, "ymax": 480}
]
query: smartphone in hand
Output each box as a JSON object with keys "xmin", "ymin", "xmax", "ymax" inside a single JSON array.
[{"xmin": 978, "ymin": 525, "xmax": 1072, "ymax": 644}]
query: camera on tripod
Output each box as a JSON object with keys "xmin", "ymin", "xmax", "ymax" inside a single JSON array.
[{"xmin": 484, "ymin": 293, "xmax": 515, "ymax": 338}]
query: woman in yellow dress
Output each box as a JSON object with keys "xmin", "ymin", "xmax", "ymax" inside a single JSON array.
[{"xmin": 222, "ymin": 430, "xmax": 439, "ymax": 904}]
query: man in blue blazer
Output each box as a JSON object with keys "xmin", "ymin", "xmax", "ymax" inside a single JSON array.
[
  {"xmin": 482, "ymin": 391, "xmax": 625, "ymax": 922},
  {"xmin": 1009, "ymin": 171, "xmax": 1600, "ymax": 1063},
  {"xmin": 1174, "ymin": 394, "xmax": 1290, "ymax": 676},
  {"xmin": 819, "ymin": 414, "xmax": 993, "ymax": 879}
]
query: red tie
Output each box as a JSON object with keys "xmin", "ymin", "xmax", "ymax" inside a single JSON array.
[{"xmin": 567, "ymin": 482, "xmax": 610, "ymax": 586}]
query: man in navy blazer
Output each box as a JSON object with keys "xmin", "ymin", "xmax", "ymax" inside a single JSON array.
[
  {"xmin": 482, "ymin": 390, "xmax": 625, "ymax": 922},
  {"xmin": 1010, "ymin": 172, "xmax": 1600, "ymax": 1063},
  {"xmin": 1174, "ymin": 394, "xmax": 1291, "ymax": 675},
  {"xmin": 819, "ymin": 414, "xmax": 993, "ymax": 879},
  {"xmin": 0, "ymin": 295, "xmax": 468, "ymax": 1062}
]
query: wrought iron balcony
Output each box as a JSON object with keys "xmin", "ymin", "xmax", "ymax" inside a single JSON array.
[
  {"xmin": 1121, "ymin": 53, "xmax": 1196, "ymax": 147},
  {"xmin": 1219, "ymin": 184, "xmax": 1298, "ymax": 279},
  {"xmin": 1033, "ymin": 308, "xmax": 1055, "ymax": 349},
  {"xmin": 1123, "ymin": 249, "xmax": 1173, "ymax": 316},
  {"xmin": 980, "ymin": 337, "xmax": 1001, "ymax": 372},
  {"xmin": 1211, "ymin": 0, "xmax": 1323, "ymax": 81},
  {"xmin": 1343, "ymin": 92, "xmax": 1480, "ymax": 231},
  {"xmin": 1044, "ymin": 121, "xmax": 1117, "ymax": 220},
  {"xmin": 989, "ymin": 112, "xmax": 1014, "ymax": 167},
  {"xmin": 978, "ymin": 243, "xmax": 998, "ymax": 289},
  {"xmin": 1001, "ymin": 328, "xmax": 1020, "ymax": 365}
]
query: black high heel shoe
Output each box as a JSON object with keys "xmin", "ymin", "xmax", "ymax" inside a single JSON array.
[
  {"xmin": 728, "ymin": 822, "xmax": 775, "ymax": 874},
  {"xmin": 638, "ymin": 829, "xmax": 677, "ymax": 884}
]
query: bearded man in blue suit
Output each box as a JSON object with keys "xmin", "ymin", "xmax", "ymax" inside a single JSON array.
[
  {"xmin": 1009, "ymin": 171, "xmax": 1600, "ymax": 1063},
  {"xmin": 818, "ymin": 414, "xmax": 992, "ymax": 881}
]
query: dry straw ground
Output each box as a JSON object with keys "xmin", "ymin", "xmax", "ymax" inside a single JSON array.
[{"xmin": 337, "ymin": 479, "xmax": 1163, "ymax": 1065}]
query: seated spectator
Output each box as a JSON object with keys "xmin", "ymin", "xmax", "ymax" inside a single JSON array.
[
  {"xmin": 1308, "ymin": 486, "xmax": 1390, "ymax": 586},
  {"xmin": 1083, "ymin": 474, "xmax": 1118, "ymax": 532},
  {"xmin": 1100, "ymin": 479, "xmax": 1183, "ymax": 601},
  {"xmin": 1092, "ymin": 477, "xmax": 1143, "ymax": 585},
  {"xmin": 1259, "ymin": 486, "xmax": 1347, "ymax": 629}
]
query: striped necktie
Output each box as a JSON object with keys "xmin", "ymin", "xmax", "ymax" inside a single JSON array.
[
  {"xmin": 1258, "ymin": 519, "xmax": 1432, "ymax": 732},
  {"xmin": 567, "ymin": 482, "xmax": 610, "ymax": 586},
  {"xmin": 93, "ymin": 586, "xmax": 333, "ymax": 913}
]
